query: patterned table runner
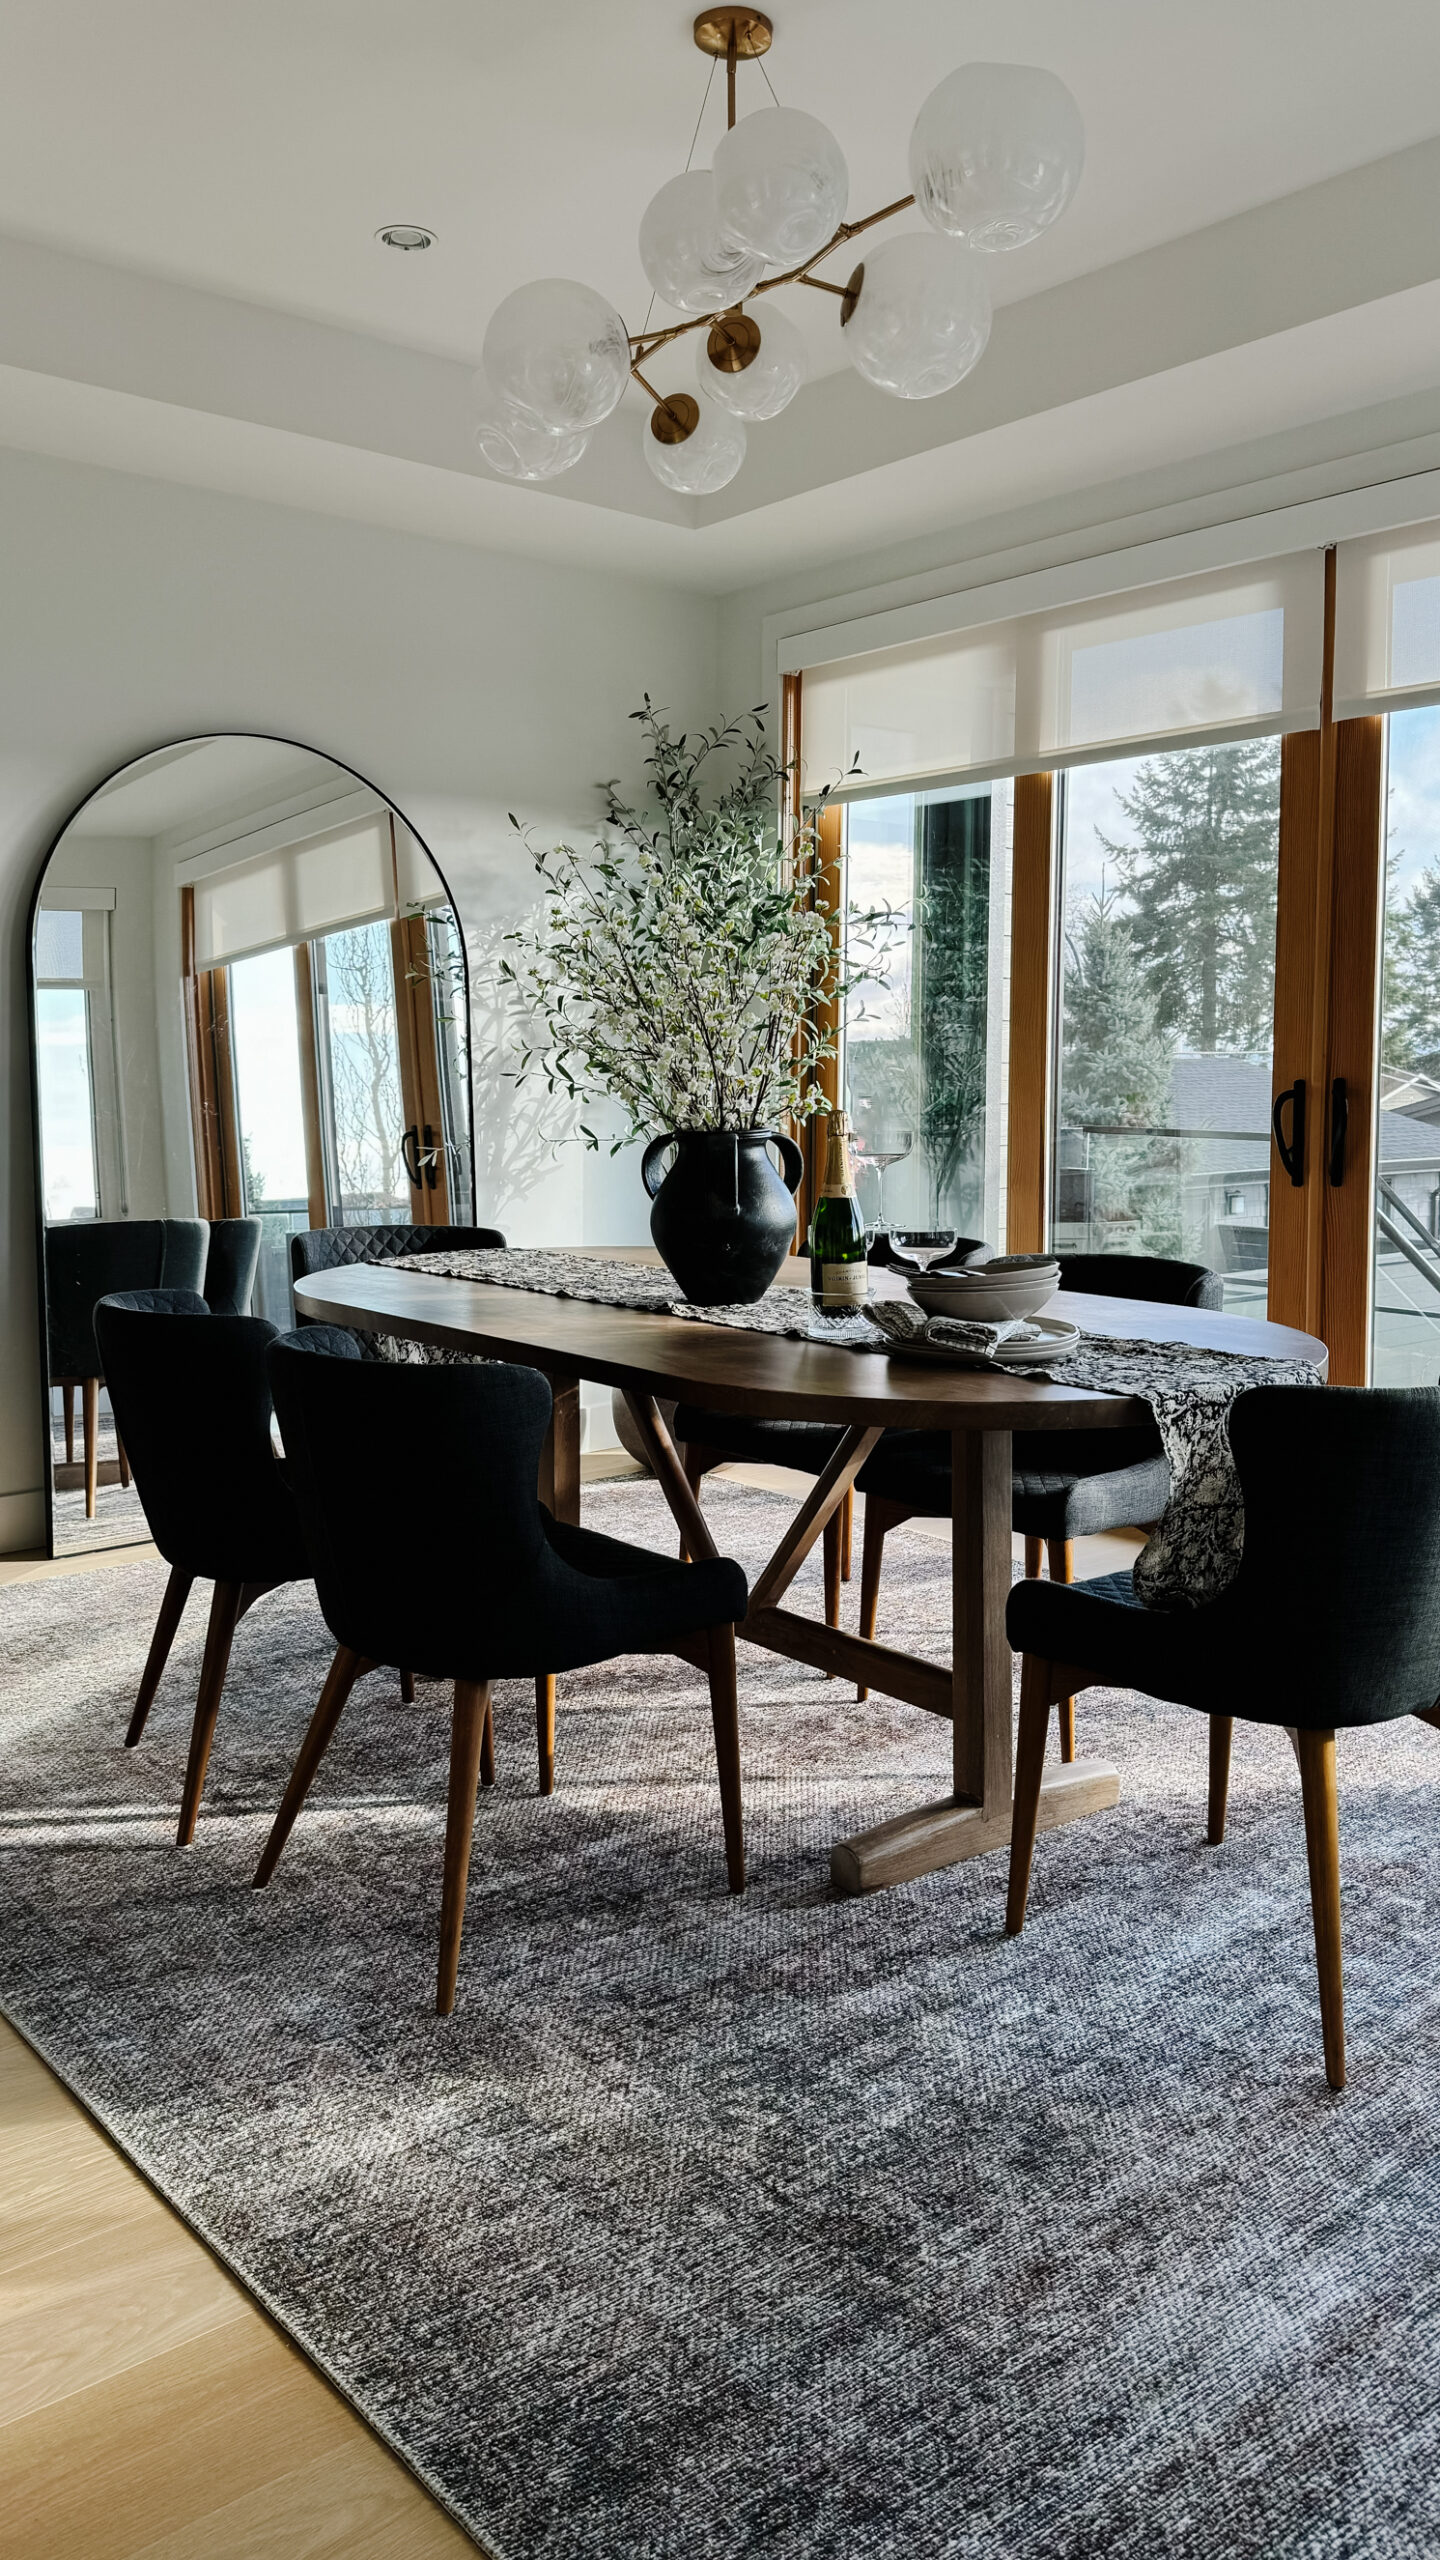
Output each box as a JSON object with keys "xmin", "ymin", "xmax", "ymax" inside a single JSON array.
[{"xmin": 384, "ymin": 1248, "xmax": 1322, "ymax": 1608}]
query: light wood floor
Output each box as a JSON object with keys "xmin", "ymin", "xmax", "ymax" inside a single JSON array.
[{"xmin": 0, "ymin": 1466, "xmax": 1142, "ymax": 2558}]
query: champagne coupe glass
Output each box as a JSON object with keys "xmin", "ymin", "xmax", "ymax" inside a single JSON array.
[{"xmin": 889, "ymin": 1227, "xmax": 959, "ymax": 1274}]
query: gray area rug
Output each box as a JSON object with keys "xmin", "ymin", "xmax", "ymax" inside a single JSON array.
[{"xmin": 4, "ymin": 1476, "xmax": 1440, "ymax": 2558}]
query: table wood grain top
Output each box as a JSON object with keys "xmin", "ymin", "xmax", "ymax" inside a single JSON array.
[{"xmin": 294, "ymin": 1255, "xmax": 1326, "ymax": 1437}]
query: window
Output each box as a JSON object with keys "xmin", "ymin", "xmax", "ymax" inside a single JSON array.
[
  {"xmin": 35, "ymin": 904, "xmax": 121, "ymax": 1223},
  {"xmin": 1371, "ymin": 705, "xmax": 1440, "ymax": 1383},
  {"xmin": 1052, "ymin": 739, "xmax": 1281, "ymax": 1310},
  {"xmin": 315, "ymin": 920, "xmax": 410, "ymax": 1226},
  {"xmin": 843, "ymin": 784, "xmax": 1011, "ymax": 1246},
  {"xmin": 228, "ymin": 943, "xmax": 313, "ymax": 1327}
]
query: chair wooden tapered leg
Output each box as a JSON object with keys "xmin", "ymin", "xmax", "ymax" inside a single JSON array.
[
  {"xmin": 1207, "ymin": 1715, "xmax": 1234, "ymax": 1846},
  {"xmin": 176, "ymin": 1579, "xmax": 246, "ymax": 1845},
  {"xmin": 1005, "ymin": 1656, "xmax": 1055, "ymax": 1936},
  {"xmin": 82, "ymin": 1376, "xmax": 99, "ymax": 1520},
  {"xmin": 536, "ymin": 1673, "xmax": 556, "ymax": 1795},
  {"xmin": 253, "ymin": 1645, "xmax": 372, "ymax": 1885},
  {"xmin": 1024, "ymin": 1535, "xmax": 1043, "ymax": 1579},
  {"xmin": 840, "ymin": 1485, "xmax": 853, "ymax": 1584},
  {"xmin": 400, "ymin": 1668, "xmax": 416, "ymax": 1703},
  {"xmin": 1296, "ymin": 1726, "xmax": 1346, "ymax": 2091},
  {"xmin": 856, "ymin": 1495, "xmax": 892, "ymax": 1702},
  {"xmin": 1047, "ymin": 1538, "xmax": 1077, "ymax": 1762},
  {"xmin": 62, "ymin": 1381, "xmax": 75, "ymax": 1465},
  {"xmin": 115, "ymin": 1429, "xmax": 130, "ymax": 1489},
  {"xmin": 125, "ymin": 1565, "xmax": 194, "ymax": 1747},
  {"xmin": 823, "ymin": 1508, "xmax": 842, "ymax": 1635},
  {"xmin": 705, "ymin": 1623, "xmax": 745, "ymax": 1893},
  {"xmin": 479, "ymin": 1691, "xmax": 496, "ymax": 1789},
  {"xmin": 678, "ymin": 1443, "xmax": 709, "ymax": 1562},
  {"xmin": 437, "ymin": 1681, "xmax": 491, "ymax": 2015}
]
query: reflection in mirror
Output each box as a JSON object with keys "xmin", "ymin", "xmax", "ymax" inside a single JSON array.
[{"xmin": 31, "ymin": 735, "xmax": 473, "ymax": 1557}]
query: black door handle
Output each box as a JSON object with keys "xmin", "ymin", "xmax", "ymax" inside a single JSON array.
[
  {"xmin": 401, "ymin": 1124, "xmax": 423, "ymax": 1189},
  {"xmin": 1328, "ymin": 1077, "xmax": 1348, "ymax": 1186},
  {"xmin": 1272, "ymin": 1079, "xmax": 1306, "ymax": 1187}
]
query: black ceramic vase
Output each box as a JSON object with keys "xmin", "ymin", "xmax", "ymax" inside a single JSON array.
[{"xmin": 641, "ymin": 1127, "xmax": 805, "ymax": 1304}]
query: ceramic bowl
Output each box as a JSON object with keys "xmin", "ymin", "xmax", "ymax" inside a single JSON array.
[{"xmin": 907, "ymin": 1267, "xmax": 1059, "ymax": 1321}]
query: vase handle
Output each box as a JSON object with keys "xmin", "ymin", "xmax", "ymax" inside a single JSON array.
[
  {"xmin": 641, "ymin": 1133, "xmax": 677, "ymax": 1200},
  {"xmin": 771, "ymin": 1133, "xmax": 804, "ymax": 1195}
]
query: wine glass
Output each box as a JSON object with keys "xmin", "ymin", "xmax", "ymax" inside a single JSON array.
[
  {"xmin": 853, "ymin": 1124, "xmax": 913, "ymax": 1239},
  {"xmin": 889, "ymin": 1227, "xmax": 958, "ymax": 1274}
]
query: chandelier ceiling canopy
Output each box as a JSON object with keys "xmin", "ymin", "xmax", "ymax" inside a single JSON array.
[{"xmin": 474, "ymin": 10, "xmax": 1085, "ymax": 496}]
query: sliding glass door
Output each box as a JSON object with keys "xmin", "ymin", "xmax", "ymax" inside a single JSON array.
[
  {"xmin": 1372, "ymin": 705, "xmax": 1440, "ymax": 1381},
  {"xmin": 842, "ymin": 783, "xmax": 1012, "ymax": 1249},
  {"xmin": 1053, "ymin": 741, "xmax": 1281, "ymax": 1310}
]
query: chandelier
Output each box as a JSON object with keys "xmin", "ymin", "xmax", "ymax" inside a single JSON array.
[{"xmin": 474, "ymin": 10, "xmax": 1084, "ymax": 495}]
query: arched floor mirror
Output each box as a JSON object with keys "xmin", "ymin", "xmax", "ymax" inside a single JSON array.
[{"xmin": 29, "ymin": 734, "xmax": 474, "ymax": 1557}]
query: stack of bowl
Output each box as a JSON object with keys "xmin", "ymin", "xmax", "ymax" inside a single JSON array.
[{"xmin": 906, "ymin": 1253, "xmax": 1060, "ymax": 1323}]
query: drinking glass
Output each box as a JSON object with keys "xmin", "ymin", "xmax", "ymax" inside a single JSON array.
[
  {"xmin": 852, "ymin": 1124, "xmax": 912, "ymax": 1237},
  {"xmin": 889, "ymin": 1227, "xmax": 958, "ymax": 1274}
]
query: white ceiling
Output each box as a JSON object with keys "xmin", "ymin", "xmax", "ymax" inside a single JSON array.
[
  {"xmin": 73, "ymin": 736, "xmax": 351, "ymax": 837},
  {"xmin": 0, "ymin": 2, "xmax": 1439, "ymax": 586},
  {"xmin": 2, "ymin": 0, "xmax": 1439, "ymax": 370}
]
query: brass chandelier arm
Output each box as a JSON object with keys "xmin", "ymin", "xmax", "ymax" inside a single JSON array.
[{"xmin": 626, "ymin": 188, "xmax": 917, "ymax": 369}]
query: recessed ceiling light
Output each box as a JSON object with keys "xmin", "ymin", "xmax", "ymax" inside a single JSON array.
[{"xmin": 376, "ymin": 223, "xmax": 436, "ymax": 252}]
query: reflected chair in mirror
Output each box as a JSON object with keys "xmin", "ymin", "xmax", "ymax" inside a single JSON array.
[
  {"xmin": 1004, "ymin": 1384, "xmax": 1440, "ymax": 2092},
  {"xmin": 94, "ymin": 1289, "xmax": 312, "ymax": 1843},
  {"xmin": 289, "ymin": 1223, "xmax": 505, "ymax": 1347},
  {"xmin": 257, "ymin": 1335, "xmax": 750, "ymax": 2014},
  {"xmin": 203, "ymin": 1217, "xmax": 262, "ymax": 1316},
  {"xmin": 47, "ymin": 1219, "xmax": 208, "ymax": 1517}
]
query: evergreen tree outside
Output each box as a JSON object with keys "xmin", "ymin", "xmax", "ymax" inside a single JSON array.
[
  {"xmin": 1059, "ymin": 886, "xmax": 1179, "ymax": 1252},
  {"xmin": 916, "ymin": 795, "xmax": 991, "ymax": 1225},
  {"xmin": 1381, "ymin": 844, "xmax": 1440, "ymax": 1074},
  {"xmin": 1099, "ymin": 737, "xmax": 1281, "ymax": 1053}
]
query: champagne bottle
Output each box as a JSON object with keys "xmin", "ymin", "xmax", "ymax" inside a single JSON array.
[{"xmin": 809, "ymin": 1112, "xmax": 869, "ymax": 1310}]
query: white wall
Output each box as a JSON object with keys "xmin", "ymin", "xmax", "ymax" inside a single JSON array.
[{"xmin": 1, "ymin": 446, "xmax": 718, "ymax": 1549}]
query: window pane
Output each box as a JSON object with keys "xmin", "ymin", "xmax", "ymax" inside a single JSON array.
[
  {"xmin": 843, "ymin": 784, "xmax": 1010, "ymax": 1248},
  {"xmin": 427, "ymin": 907, "xmax": 473, "ymax": 1224},
  {"xmin": 229, "ymin": 945, "xmax": 311, "ymax": 1326},
  {"xmin": 1372, "ymin": 707, "xmax": 1440, "ymax": 1382},
  {"xmin": 1053, "ymin": 740, "xmax": 1280, "ymax": 1312},
  {"xmin": 318, "ymin": 920, "xmax": 408, "ymax": 1224},
  {"xmin": 35, "ymin": 908, "xmax": 85, "ymax": 981},
  {"xmin": 36, "ymin": 987, "xmax": 99, "ymax": 1222}
]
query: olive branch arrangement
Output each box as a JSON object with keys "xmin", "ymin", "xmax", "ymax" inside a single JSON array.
[{"xmin": 499, "ymin": 699, "xmax": 888, "ymax": 1150}]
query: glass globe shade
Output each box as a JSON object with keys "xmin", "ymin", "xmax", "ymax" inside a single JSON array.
[
  {"xmin": 698, "ymin": 304, "xmax": 806, "ymax": 420},
  {"xmin": 909, "ymin": 62, "xmax": 1084, "ymax": 252},
  {"xmin": 481, "ymin": 277, "xmax": 631, "ymax": 433},
  {"xmin": 843, "ymin": 231, "xmax": 991, "ymax": 399},
  {"xmin": 638, "ymin": 169, "xmax": 766, "ymax": 314},
  {"xmin": 473, "ymin": 392, "xmax": 589, "ymax": 483},
  {"xmin": 712, "ymin": 107, "xmax": 848, "ymax": 268},
  {"xmin": 642, "ymin": 394, "xmax": 746, "ymax": 495}
]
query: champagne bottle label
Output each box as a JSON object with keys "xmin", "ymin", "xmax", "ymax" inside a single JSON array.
[{"xmin": 818, "ymin": 1261, "xmax": 868, "ymax": 1304}]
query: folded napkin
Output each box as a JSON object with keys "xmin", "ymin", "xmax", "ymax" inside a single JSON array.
[{"xmin": 864, "ymin": 1301, "xmax": 1043, "ymax": 1356}]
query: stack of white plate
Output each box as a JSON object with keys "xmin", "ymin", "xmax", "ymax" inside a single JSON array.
[{"xmin": 907, "ymin": 1254, "xmax": 1060, "ymax": 1322}]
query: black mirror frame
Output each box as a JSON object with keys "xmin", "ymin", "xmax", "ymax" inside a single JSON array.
[{"xmin": 25, "ymin": 729, "xmax": 476, "ymax": 1560}]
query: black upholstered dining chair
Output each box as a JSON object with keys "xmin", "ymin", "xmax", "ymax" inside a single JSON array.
[
  {"xmin": 289, "ymin": 1223, "xmax": 505, "ymax": 1342},
  {"xmin": 257, "ymin": 1332, "xmax": 751, "ymax": 2014},
  {"xmin": 1004, "ymin": 1383, "xmax": 1440, "ymax": 2091},
  {"xmin": 202, "ymin": 1217, "xmax": 262, "ymax": 1316},
  {"xmin": 675, "ymin": 1253, "xmax": 1222, "ymax": 1737},
  {"xmin": 93, "ymin": 1289, "xmax": 312, "ymax": 1844},
  {"xmin": 47, "ymin": 1218, "xmax": 208, "ymax": 1516}
]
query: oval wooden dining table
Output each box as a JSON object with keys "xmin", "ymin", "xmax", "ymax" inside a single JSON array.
[{"xmin": 294, "ymin": 1254, "xmax": 1325, "ymax": 1897}]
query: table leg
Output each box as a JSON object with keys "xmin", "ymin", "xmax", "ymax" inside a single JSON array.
[
  {"xmin": 538, "ymin": 1373, "xmax": 581, "ymax": 1525},
  {"xmin": 830, "ymin": 1425, "xmax": 1118, "ymax": 1895}
]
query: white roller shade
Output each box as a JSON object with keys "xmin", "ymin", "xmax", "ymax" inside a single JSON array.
[
  {"xmin": 1334, "ymin": 523, "xmax": 1440, "ymax": 718},
  {"xmin": 800, "ymin": 553, "xmax": 1325, "ymax": 801},
  {"xmin": 191, "ymin": 814, "xmax": 440, "ymax": 969}
]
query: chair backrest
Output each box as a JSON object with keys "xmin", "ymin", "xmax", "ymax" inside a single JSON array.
[
  {"xmin": 267, "ymin": 1332, "xmax": 551, "ymax": 1666},
  {"xmin": 203, "ymin": 1217, "xmax": 262, "ymax": 1316},
  {"xmin": 1221, "ymin": 1385, "xmax": 1440, "ymax": 1721},
  {"xmin": 1055, "ymin": 1252, "xmax": 1223, "ymax": 1311},
  {"xmin": 287, "ymin": 1224, "xmax": 506, "ymax": 1345},
  {"xmin": 93, "ymin": 1291, "xmax": 306, "ymax": 1582},
  {"xmin": 46, "ymin": 1219, "xmax": 208, "ymax": 1378}
]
